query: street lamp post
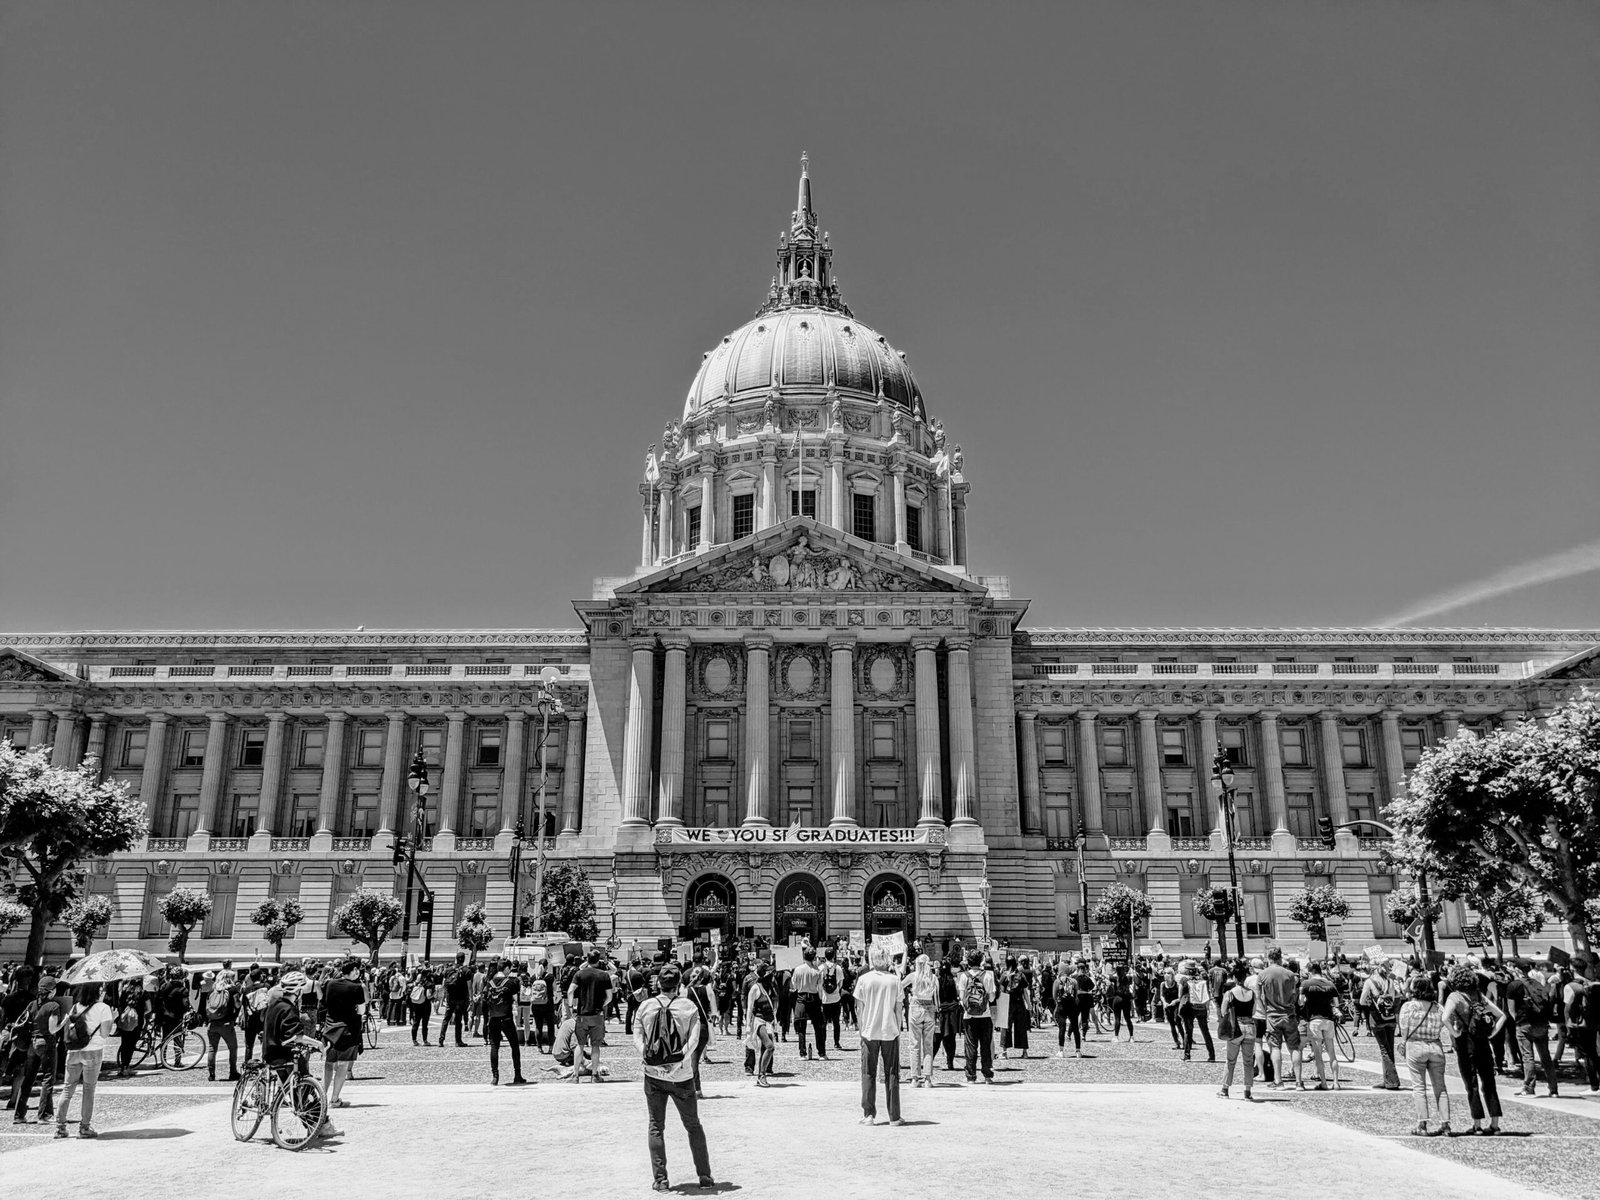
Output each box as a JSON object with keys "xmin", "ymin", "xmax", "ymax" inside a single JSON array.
[
  {"xmin": 1338, "ymin": 818, "xmax": 1437, "ymax": 960},
  {"xmin": 400, "ymin": 749, "xmax": 432, "ymax": 966},
  {"xmin": 604, "ymin": 877, "xmax": 617, "ymax": 946},
  {"xmin": 1074, "ymin": 832, "xmax": 1091, "ymax": 954},
  {"xmin": 1210, "ymin": 749, "xmax": 1247, "ymax": 959},
  {"xmin": 529, "ymin": 667, "xmax": 563, "ymax": 937},
  {"xmin": 977, "ymin": 875, "xmax": 991, "ymax": 946}
]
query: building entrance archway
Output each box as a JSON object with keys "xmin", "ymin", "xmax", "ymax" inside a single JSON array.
[
  {"xmin": 685, "ymin": 874, "xmax": 737, "ymax": 943},
  {"xmin": 863, "ymin": 874, "xmax": 915, "ymax": 943},
  {"xmin": 773, "ymin": 873, "xmax": 827, "ymax": 945}
]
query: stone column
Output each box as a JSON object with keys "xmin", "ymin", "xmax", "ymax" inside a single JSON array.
[
  {"xmin": 560, "ymin": 711, "xmax": 586, "ymax": 835},
  {"xmin": 377, "ymin": 711, "xmax": 407, "ymax": 834},
  {"xmin": 1439, "ymin": 711, "xmax": 1461, "ymax": 740},
  {"xmin": 500, "ymin": 711, "xmax": 528, "ymax": 834},
  {"xmin": 947, "ymin": 636, "xmax": 978, "ymax": 826},
  {"xmin": 1257, "ymin": 711, "xmax": 1289, "ymax": 833},
  {"xmin": 828, "ymin": 635, "xmax": 857, "ymax": 826},
  {"xmin": 640, "ymin": 490, "xmax": 653, "ymax": 569},
  {"xmin": 1380, "ymin": 710, "xmax": 1406, "ymax": 806},
  {"xmin": 1318, "ymin": 710, "xmax": 1351, "ymax": 828},
  {"xmin": 742, "ymin": 636, "xmax": 773, "ymax": 825},
  {"xmin": 138, "ymin": 714, "xmax": 170, "ymax": 833},
  {"xmin": 934, "ymin": 481, "xmax": 952, "ymax": 564},
  {"xmin": 1196, "ymin": 711, "xmax": 1220, "ymax": 832},
  {"xmin": 699, "ymin": 465, "xmax": 716, "ymax": 549},
  {"xmin": 315, "ymin": 712, "xmax": 349, "ymax": 835},
  {"xmin": 1076, "ymin": 711, "xmax": 1104, "ymax": 833},
  {"xmin": 952, "ymin": 492, "xmax": 967, "ymax": 568},
  {"xmin": 657, "ymin": 638, "xmax": 689, "ymax": 826},
  {"xmin": 50, "ymin": 710, "xmax": 78, "ymax": 768},
  {"xmin": 829, "ymin": 443, "xmax": 846, "ymax": 531},
  {"xmin": 1498, "ymin": 710, "xmax": 1522, "ymax": 731},
  {"xmin": 438, "ymin": 712, "xmax": 466, "ymax": 833},
  {"xmin": 1137, "ymin": 711, "xmax": 1164, "ymax": 834},
  {"xmin": 194, "ymin": 712, "xmax": 231, "ymax": 837},
  {"xmin": 621, "ymin": 639, "xmax": 656, "ymax": 826},
  {"xmin": 27, "ymin": 710, "xmax": 51, "ymax": 750},
  {"xmin": 258, "ymin": 713, "xmax": 288, "ymax": 836},
  {"xmin": 84, "ymin": 713, "xmax": 109, "ymax": 779},
  {"xmin": 760, "ymin": 452, "xmax": 777, "ymax": 530},
  {"xmin": 657, "ymin": 479, "xmax": 675, "ymax": 562},
  {"xmin": 912, "ymin": 637, "xmax": 944, "ymax": 826},
  {"xmin": 892, "ymin": 466, "xmax": 908, "ymax": 551},
  {"xmin": 1017, "ymin": 711, "xmax": 1042, "ymax": 835}
]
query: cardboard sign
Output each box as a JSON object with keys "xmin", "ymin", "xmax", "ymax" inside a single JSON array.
[
  {"xmin": 849, "ymin": 929, "xmax": 866, "ymax": 951},
  {"xmin": 1102, "ymin": 938, "xmax": 1129, "ymax": 965},
  {"xmin": 675, "ymin": 941, "xmax": 693, "ymax": 965},
  {"xmin": 545, "ymin": 943, "xmax": 566, "ymax": 967},
  {"xmin": 1364, "ymin": 945, "xmax": 1386, "ymax": 962},
  {"xmin": 708, "ymin": 929, "xmax": 721, "ymax": 946},
  {"xmin": 788, "ymin": 934, "xmax": 806, "ymax": 950},
  {"xmin": 1548, "ymin": 946, "xmax": 1571, "ymax": 967},
  {"xmin": 771, "ymin": 945, "xmax": 803, "ymax": 971},
  {"xmin": 1462, "ymin": 922, "xmax": 1487, "ymax": 949},
  {"xmin": 871, "ymin": 931, "xmax": 907, "ymax": 959},
  {"xmin": 1139, "ymin": 945, "xmax": 1155, "ymax": 959}
]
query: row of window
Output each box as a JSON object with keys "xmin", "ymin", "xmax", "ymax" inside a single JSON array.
[
  {"xmin": 1039, "ymin": 722, "xmax": 1439, "ymax": 771},
  {"xmin": 117, "ymin": 723, "xmax": 528, "ymax": 772},
  {"xmin": 681, "ymin": 489, "xmax": 927, "ymax": 550},
  {"xmin": 159, "ymin": 784, "xmax": 562, "ymax": 841},
  {"xmin": 696, "ymin": 784, "xmax": 905, "ymax": 829},
  {"xmin": 1039, "ymin": 788, "xmax": 1381, "ymax": 841},
  {"xmin": 702, "ymin": 717, "xmax": 898, "ymax": 762}
]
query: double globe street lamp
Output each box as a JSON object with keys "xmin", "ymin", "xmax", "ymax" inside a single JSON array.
[{"xmin": 1209, "ymin": 748, "xmax": 1247, "ymax": 959}]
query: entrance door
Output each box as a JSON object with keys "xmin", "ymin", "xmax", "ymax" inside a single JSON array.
[
  {"xmin": 685, "ymin": 875, "xmax": 737, "ymax": 945},
  {"xmin": 863, "ymin": 874, "xmax": 915, "ymax": 943},
  {"xmin": 774, "ymin": 873, "xmax": 827, "ymax": 945}
]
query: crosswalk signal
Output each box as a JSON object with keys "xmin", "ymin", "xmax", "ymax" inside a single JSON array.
[
  {"xmin": 1317, "ymin": 815, "xmax": 1336, "ymax": 842},
  {"xmin": 391, "ymin": 835, "xmax": 409, "ymax": 866},
  {"xmin": 1068, "ymin": 912, "xmax": 1081, "ymax": 933},
  {"xmin": 416, "ymin": 893, "xmax": 434, "ymax": 925}
]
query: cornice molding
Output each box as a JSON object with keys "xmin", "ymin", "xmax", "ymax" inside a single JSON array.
[
  {"xmin": 1018, "ymin": 628, "xmax": 1600, "ymax": 648},
  {"xmin": 1, "ymin": 629, "xmax": 589, "ymax": 649}
]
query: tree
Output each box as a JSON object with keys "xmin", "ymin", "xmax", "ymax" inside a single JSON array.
[
  {"xmin": 1192, "ymin": 886, "xmax": 1236, "ymax": 956},
  {"xmin": 159, "ymin": 885, "xmax": 213, "ymax": 963},
  {"xmin": 0, "ymin": 744, "xmax": 146, "ymax": 965},
  {"xmin": 250, "ymin": 897, "xmax": 305, "ymax": 962},
  {"xmin": 1090, "ymin": 882, "xmax": 1151, "ymax": 952},
  {"xmin": 1287, "ymin": 884, "xmax": 1351, "ymax": 950},
  {"xmin": 0, "ymin": 898, "xmax": 30, "ymax": 939},
  {"xmin": 455, "ymin": 901, "xmax": 495, "ymax": 963},
  {"xmin": 63, "ymin": 895, "xmax": 114, "ymax": 954},
  {"xmin": 1393, "ymin": 691, "xmax": 1600, "ymax": 956},
  {"xmin": 522, "ymin": 861, "xmax": 599, "ymax": 941},
  {"xmin": 333, "ymin": 888, "xmax": 404, "ymax": 964},
  {"xmin": 1488, "ymin": 882, "xmax": 1547, "ymax": 959},
  {"xmin": 1383, "ymin": 881, "xmax": 1443, "ymax": 932}
]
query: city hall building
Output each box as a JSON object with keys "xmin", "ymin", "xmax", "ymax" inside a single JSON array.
[{"xmin": 4, "ymin": 163, "xmax": 1597, "ymax": 961}]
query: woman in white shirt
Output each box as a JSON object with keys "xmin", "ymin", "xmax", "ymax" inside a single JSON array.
[{"xmin": 52, "ymin": 982, "xmax": 118, "ymax": 1139}]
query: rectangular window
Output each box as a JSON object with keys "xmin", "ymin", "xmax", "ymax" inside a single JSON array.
[
  {"xmin": 168, "ymin": 793, "xmax": 200, "ymax": 838},
  {"xmin": 476, "ymin": 728, "xmax": 503, "ymax": 767},
  {"xmin": 686, "ymin": 505, "xmax": 702, "ymax": 549},
  {"xmin": 467, "ymin": 793, "xmax": 498, "ymax": 837},
  {"xmin": 141, "ymin": 878, "xmax": 165, "ymax": 938},
  {"xmin": 905, "ymin": 505, "xmax": 922, "ymax": 552},
  {"xmin": 204, "ymin": 881, "xmax": 237, "ymax": 939},
  {"xmin": 357, "ymin": 727, "xmax": 385, "ymax": 767},
  {"xmin": 122, "ymin": 729, "xmax": 149, "ymax": 768},
  {"xmin": 1099, "ymin": 726, "xmax": 1128, "ymax": 766},
  {"xmin": 1347, "ymin": 792, "xmax": 1375, "ymax": 830},
  {"xmin": 789, "ymin": 720, "xmax": 813, "ymax": 761},
  {"xmin": 1231, "ymin": 791, "xmax": 1258, "ymax": 837},
  {"xmin": 871, "ymin": 720, "xmax": 895, "ymax": 760},
  {"xmin": 456, "ymin": 875, "xmax": 487, "ymax": 923},
  {"xmin": 1041, "ymin": 725, "xmax": 1068, "ymax": 765},
  {"xmin": 732, "ymin": 493, "xmax": 755, "ymax": 540},
  {"xmin": 705, "ymin": 720, "xmax": 730, "ymax": 760},
  {"xmin": 702, "ymin": 786, "xmax": 730, "ymax": 828},
  {"xmin": 1369, "ymin": 875, "xmax": 1401, "ymax": 939},
  {"xmin": 342, "ymin": 794, "xmax": 376, "ymax": 838},
  {"xmin": 236, "ymin": 730, "xmax": 265, "ymax": 768},
  {"xmin": 1279, "ymin": 726, "xmax": 1308, "ymax": 767},
  {"xmin": 180, "ymin": 729, "xmax": 208, "ymax": 768},
  {"xmin": 851, "ymin": 492, "xmax": 876, "ymax": 542},
  {"xmin": 289, "ymin": 794, "xmax": 319, "ymax": 838},
  {"xmin": 1400, "ymin": 727, "xmax": 1427, "ymax": 768},
  {"xmin": 1044, "ymin": 793, "xmax": 1074, "ymax": 839},
  {"xmin": 299, "ymin": 728, "xmax": 326, "ymax": 768},
  {"xmin": 1165, "ymin": 793, "xmax": 1194, "ymax": 837},
  {"xmin": 1286, "ymin": 791, "xmax": 1316, "ymax": 838},
  {"xmin": 1220, "ymin": 725, "xmax": 1248, "ymax": 766},
  {"xmin": 786, "ymin": 786, "xmax": 815, "ymax": 827},
  {"xmin": 3, "ymin": 725, "xmax": 30, "ymax": 749},
  {"xmin": 1104, "ymin": 791, "xmax": 1136, "ymax": 838},
  {"xmin": 227, "ymin": 794, "xmax": 259, "ymax": 839},
  {"xmin": 1243, "ymin": 877, "xmax": 1272, "ymax": 937},
  {"xmin": 790, "ymin": 489, "xmax": 818, "ymax": 519},
  {"xmin": 416, "ymin": 728, "xmax": 443, "ymax": 766},
  {"xmin": 1339, "ymin": 726, "xmax": 1368, "ymax": 767},
  {"xmin": 1161, "ymin": 727, "xmax": 1187, "ymax": 765},
  {"xmin": 870, "ymin": 786, "xmax": 898, "ymax": 828}
]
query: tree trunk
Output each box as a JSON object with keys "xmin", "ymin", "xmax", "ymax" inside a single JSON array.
[
  {"xmin": 273, "ymin": 941, "xmax": 283, "ymax": 964},
  {"xmin": 1484, "ymin": 907, "xmax": 1505, "ymax": 961},
  {"xmin": 24, "ymin": 902, "xmax": 50, "ymax": 967},
  {"xmin": 1511, "ymin": 935, "xmax": 1520, "ymax": 960}
]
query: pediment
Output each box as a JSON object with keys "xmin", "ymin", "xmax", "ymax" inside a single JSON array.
[
  {"xmin": 1530, "ymin": 644, "xmax": 1600, "ymax": 682},
  {"xmin": 0, "ymin": 648, "xmax": 79, "ymax": 684},
  {"xmin": 617, "ymin": 518, "xmax": 984, "ymax": 598}
]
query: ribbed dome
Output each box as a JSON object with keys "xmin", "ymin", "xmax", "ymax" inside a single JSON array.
[{"xmin": 684, "ymin": 307, "xmax": 924, "ymax": 420}]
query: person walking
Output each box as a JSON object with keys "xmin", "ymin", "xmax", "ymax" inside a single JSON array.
[
  {"xmin": 1217, "ymin": 962, "xmax": 1257, "ymax": 1100},
  {"xmin": 407, "ymin": 968, "xmax": 434, "ymax": 1045},
  {"xmin": 52, "ymin": 982, "xmax": 117, "ymax": 1139},
  {"xmin": 856, "ymin": 947, "xmax": 905, "ymax": 1125},
  {"xmin": 1399, "ymin": 974, "xmax": 1452, "ymax": 1136},
  {"xmin": 1442, "ymin": 964, "xmax": 1506, "ymax": 1134},
  {"xmin": 568, "ymin": 949, "xmax": 615, "ymax": 1084},
  {"xmin": 1362, "ymin": 959, "xmax": 1404, "ymax": 1090},
  {"xmin": 635, "ymin": 964, "xmax": 714, "ymax": 1193},
  {"xmin": 438, "ymin": 953, "xmax": 471, "ymax": 1047},
  {"xmin": 904, "ymin": 954, "xmax": 939, "ymax": 1086},
  {"xmin": 789, "ymin": 946, "xmax": 825, "ymax": 1060},
  {"xmin": 1159, "ymin": 967, "xmax": 1184, "ymax": 1050},
  {"xmin": 1256, "ymin": 949, "xmax": 1298, "ymax": 1086},
  {"xmin": 956, "ymin": 950, "xmax": 997, "ymax": 1084},
  {"xmin": 1052, "ymin": 968, "xmax": 1081, "ymax": 1058},
  {"xmin": 1507, "ymin": 964, "xmax": 1560, "ymax": 1097},
  {"xmin": 819, "ymin": 947, "xmax": 845, "ymax": 1051}
]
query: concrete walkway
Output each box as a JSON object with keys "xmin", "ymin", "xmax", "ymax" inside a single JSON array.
[{"xmin": 5, "ymin": 1081, "xmax": 1571, "ymax": 1200}]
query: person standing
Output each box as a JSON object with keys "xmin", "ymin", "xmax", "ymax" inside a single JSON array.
[
  {"xmin": 1362, "ymin": 959, "xmax": 1404, "ymax": 1089},
  {"xmin": 1563, "ymin": 956, "xmax": 1598, "ymax": 1093},
  {"xmin": 855, "ymin": 948, "xmax": 905, "ymax": 1125},
  {"xmin": 1216, "ymin": 962, "xmax": 1257, "ymax": 1100},
  {"xmin": 527, "ymin": 961, "xmax": 556, "ymax": 1053},
  {"xmin": 745, "ymin": 961, "xmax": 777, "ymax": 1087},
  {"xmin": 12, "ymin": 979, "xmax": 67, "ymax": 1125},
  {"xmin": 202, "ymin": 971, "xmax": 241, "ymax": 1082},
  {"xmin": 636, "ymin": 964, "xmax": 714, "ymax": 1193},
  {"xmin": 407, "ymin": 968, "xmax": 434, "ymax": 1045},
  {"xmin": 1507, "ymin": 964, "xmax": 1560, "ymax": 1097},
  {"xmin": 1005, "ymin": 958, "xmax": 1033, "ymax": 1058},
  {"xmin": 51, "ymin": 983, "xmax": 117, "ymax": 1139},
  {"xmin": 438, "ymin": 953, "xmax": 472, "ymax": 1048},
  {"xmin": 819, "ymin": 948, "xmax": 845, "ymax": 1051},
  {"xmin": 1256, "ymin": 949, "xmax": 1298, "ymax": 1086},
  {"xmin": 1299, "ymin": 962, "xmax": 1341, "ymax": 1090},
  {"xmin": 1159, "ymin": 967, "xmax": 1184, "ymax": 1050},
  {"xmin": 1052, "ymin": 968, "xmax": 1080, "ymax": 1058},
  {"xmin": 956, "ymin": 950, "xmax": 997, "ymax": 1084},
  {"xmin": 1442, "ymin": 964, "xmax": 1505, "ymax": 1134},
  {"xmin": 321, "ymin": 960, "xmax": 367, "ymax": 1110},
  {"xmin": 483, "ymin": 967, "xmax": 528, "ymax": 1086},
  {"xmin": 903, "ymin": 954, "xmax": 939, "ymax": 1086},
  {"xmin": 1399, "ymin": 974, "xmax": 1452, "ymax": 1136},
  {"xmin": 1180, "ymin": 962, "xmax": 1216, "ymax": 1063},
  {"xmin": 789, "ymin": 947, "xmax": 825, "ymax": 1060},
  {"xmin": 241, "ymin": 969, "xmax": 270, "ymax": 1063},
  {"xmin": 568, "ymin": 949, "xmax": 615, "ymax": 1084}
]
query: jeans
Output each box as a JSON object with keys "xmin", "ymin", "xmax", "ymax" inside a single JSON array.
[
  {"xmin": 11, "ymin": 1044, "xmax": 56, "ymax": 1121},
  {"xmin": 1455, "ymin": 1031, "xmax": 1502, "ymax": 1121},
  {"xmin": 1405, "ymin": 1043, "xmax": 1450, "ymax": 1125},
  {"xmin": 487, "ymin": 1016, "xmax": 522, "ymax": 1080},
  {"xmin": 861, "ymin": 1038, "xmax": 901, "ymax": 1121},
  {"xmin": 530, "ymin": 1003, "xmax": 555, "ymax": 1052},
  {"xmin": 409, "ymin": 1003, "xmax": 432, "ymax": 1043},
  {"xmin": 1181, "ymin": 1003, "xmax": 1215, "ymax": 1059},
  {"xmin": 821, "ymin": 1001, "xmax": 843, "ymax": 1048},
  {"xmin": 1372, "ymin": 1024, "xmax": 1401, "ymax": 1087},
  {"xmin": 56, "ymin": 1050, "xmax": 104, "ymax": 1131},
  {"xmin": 1224, "ymin": 1035, "xmax": 1256, "ymax": 1091},
  {"xmin": 644, "ymin": 1075, "xmax": 711, "ymax": 1185},
  {"xmin": 439, "ymin": 1002, "xmax": 468, "ymax": 1045},
  {"xmin": 908, "ymin": 1005, "xmax": 937, "ymax": 1079},
  {"xmin": 964, "ymin": 1016, "xmax": 994, "ymax": 1081},
  {"xmin": 1517, "ymin": 1026, "xmax": 1556, "ymax": 1091},
  {"xmin": 1306, "ymin": 1017, "xmax": 1337, "ymax": 1083},
  {"xmin": 206, "ymin": 1023, "xmax": 238, "ymax": 1077}
]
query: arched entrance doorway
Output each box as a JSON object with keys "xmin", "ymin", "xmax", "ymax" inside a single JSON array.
[
  {"xmin": 773, "ymin": 873, "xmax": 827, "ymax": 945},
  {"xmin": 863, "ymin": 874, "xmax": 915, "ymax": 942},
  {"xmin": 684, "ymin": 875, "xmax": 737, "ymax": 944}
]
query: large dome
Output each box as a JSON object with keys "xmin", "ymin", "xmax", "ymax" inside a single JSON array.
[{"xmin": 684, "ymin": 307, "xmax": 924, "ymax": 420}]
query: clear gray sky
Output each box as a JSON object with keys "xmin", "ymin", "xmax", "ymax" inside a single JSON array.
[{"xmin": 3, "ymin": 1, "xmax": 1598, "ymax": 633}]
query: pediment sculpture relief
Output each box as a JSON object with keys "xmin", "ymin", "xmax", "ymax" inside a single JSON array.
[{"xmin": 681, "ymin": 535, "xmax": 944, "ymax": 594}]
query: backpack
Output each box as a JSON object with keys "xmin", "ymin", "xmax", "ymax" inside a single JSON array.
[
  {"xmin": 64, "ymin": 1005, "xmax": 93, "ymax": 1051},
  {"xmin": 639, "ymin": 998, "xmax": 687, "ymax": 1068},
  {"xmin": 247, "ymin": 987, "xmax": 270, "ymax": 1015},
  {"xmin": 962, "ymin": 972, "xmax": 991, "ymax": 1018},
  {"xmin": 1187, "ymin": 976, "xmax": 1210, "ymax": 1007},
  {"xmin": 1374, "ymin": 979, "xmax": 1402, "ymax": 1023},
  {"xmin": 528, "ymin": 977, "xmax": 549, "ymax": 1006},
  {"xmin": 1520, "ymin": 977, "xmax": 1552, "ymax": 1023},
  {"xmin": 207, "ymin": 987, "xmax": 232, "ymax": 1020},
  {"xmin": 821, "ymin": 964, "xmax": 839, "ymax": 994},
  {"xmin": 117, "ymin": 1005, "xmax": 141, "ymax": 1034},
  {"xmin": 409, "ymin": 983, "xmax": 427, "ymax": 1005}
]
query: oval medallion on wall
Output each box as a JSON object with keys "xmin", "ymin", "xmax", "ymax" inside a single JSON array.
[
  {"xmin": 704, "ymin": 658, "xmax": 733, "ymax": 695},
  {"xmin": 770, "ymin": 555, "xmax": 791, "ymax": 587},
  {"xmin": 870, "ymin": 657, "xmax": 897, "ymax": 695},
  {"xmin": 786, "ymin": 655, "xmax": 815, "ymax": 695}
]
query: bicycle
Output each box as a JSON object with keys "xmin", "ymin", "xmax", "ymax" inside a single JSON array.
[
  {"xmin": 362, "ymin": 1007, "xmax": 380, "ymax": 1051},
  {"xmin": 231, "ymin": 1037, "xmax": 329, "ymax": 1151},
  {"xmin": 131, "ymin": 1013, "xmax": 208, "ymax": 1072}
]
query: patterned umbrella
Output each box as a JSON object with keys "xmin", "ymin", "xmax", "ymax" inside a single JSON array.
[{"xmin": 59, "ymin": 948, "xmax": 166, "ymax": 985}]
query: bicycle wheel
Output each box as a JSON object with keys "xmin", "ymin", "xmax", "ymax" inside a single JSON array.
[
  {"xmin": 364, "ymin": 1014, "xmax": 379, "ymax": 1050},
  {"xmin": 130, "ymin": 1032, "xmax": 153, "ymax": 1068},
  {"xmin": 270, "ymin": 1076, "xmax": 327, "ymax": 1152},
  {"xmin": 162, "ymin": 1027, "xmax": 209, "ymax": 1071},
  {"xmin": 230, "ymin": 1072, "xmax": 268, "ymax": 1142},
  {"xmin": 1335, "ymin": 1023, "xmax": 1355, "ymax": 1064}
]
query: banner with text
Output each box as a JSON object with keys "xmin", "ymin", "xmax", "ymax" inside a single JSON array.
[{"xmin": 659, "ymin": 826, "xmax": 940, "ymax": 848}]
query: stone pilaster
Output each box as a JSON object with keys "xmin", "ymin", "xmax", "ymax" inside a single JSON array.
[
  {"xmin": 1318, "ymin": 710, "xmax": 1351, "ymax": 829},
  {"xmin": 312, "ymin": 712, "xmax": 348, "ymax": 848},
  {"xmin": 657, "ymin": 637, "xmax": 689, "ymax": 825},
  {"xmin": 891, "ymin": 465, "xmax": 908, "ymax": 553},
  {"xmin": 377, "ymin": 711, "xmax": 407, "ymax": 836},
  {"xmin": 1379, "ymin": 709, "xmax": 1406, "ymax": 809},
  {"xmin": 1137, "ymin": 711, "xmax": 1163, "ymax": 835},
  {"xmin": 1017, "ymin": 711, "xmax": 1042, "ymax": 835},
  {"xmin": 50, "ymin": 709, "xmax": 78, "ymax": 768},
  {"xmin": 947, "ymin": 636, "xmax": 977, "ymax": 826},
  {"xmin": 760, "ymin": 451, "xmax": 777, "ymax": 530},
  {"xmin": 1076, "ymin": 711, "xmax": 1103, "ymax": 834},
  {"xmin": 84, "ymin": 713, "xmax": 109, "ymax": 779},
  {"xmin": 621, "ymin": 639, "xmax": 656, "ymax": 826},
  {"xmin": 828, "ymin": 441, "xmax": 846, "ymax": 531},
  {"xmin": 1440, "ymin": 711, "xmax": 1461, "ymax": 740},
  {"xmin": 500, "ymin": 711, "xmax": 528, "ymax": 835},
  {"xmin": 137, "ymin": 713, "xmax": 170, "ymax": 838},
  {"xmin": 437, "ymin": 711, "xmax": 465, "ymax": 834},
  {"xmin": 1196, "ymin": 711, "xmax": 1220, "ymax": 833},
  {"xmin": 192, "ymin": 711, "xmax": 231, "ymax": 843},
  {"xmin": 743, "ymin": 635, "xmax": 773, "ymax": 825},
  {"xmin": 698, "ymin": 464, "xmax": 716, "ymax": 549},
  {"xmin": 828, "ymin": 634, "xmax": 857, "ymax": 826},
  {"xmin": 1257, "ymin": 711, "xmax": 1290, "ymax": 846},
  {"xmin": 27, "ymin": 710, "xmax": 51, "ymax": 751},
  {"xmin": 912, "ymin": 637, "xmax": 944, "ymax": 827},
  {"xmin": 561, "ymin": 711, "xmax": 586, "ymax": 835}
]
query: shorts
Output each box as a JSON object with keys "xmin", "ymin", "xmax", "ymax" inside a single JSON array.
[
  {"xmin": 1265, "ymin": 1014, "xmax": 1301, "ymax": 1051},
  {"xmin": 574, "ymin": 1014, "xmax": 607, "ymax": 1050}
]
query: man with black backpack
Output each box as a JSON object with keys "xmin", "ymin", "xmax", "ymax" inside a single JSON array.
[
  {"xmin": 635, "ymin": 964, "xmax": 713, "ymax": 1194},
  {"xmin": 955, "ymin": 949, "xmax": 997, "ymax": 1084},
  {"xmin": 1507, "ymin": 963, "xmax": 1559, "ymax": 1097},
  {"xmin": 819, "ymin": 947, "xmax": 845, "ymax": 1052}
]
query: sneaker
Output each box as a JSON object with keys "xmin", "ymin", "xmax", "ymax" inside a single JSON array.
[
  {"xmin": 1433, "ymin": 1123, "xmax": 1452, "ymax": 1137},
  {"xmin": 1410, "ymin": 1122, "xmax": 1429, "ymax": 1137},
  {"xmin": 1243, "ymin": 1089, "xmax": 1253, "ymax": 1100},
  {"xmin": 54, "ymin": 1126, "xmax": 68, "ymax": 1139},
  {"xmin": 1218, "ymin": 1087, "xmax": 1229, "ymax": 1098},
  {"xmin": 79, "ymin": 1126, "xmax": 99, "ymax": 1139},
  {"xmin": 889, "ymin": 1118, "xmax": 907, "ymax": 1127},
  {"xmin": 698, "ymin": 1179, "xmax": 716, "ymax": 1189},
  {"xmin": 652, "ymin": 1181, "xmax": 671, "ymax": 1194},
  {"xmin": 859, "ymin": 1116, "xmax": 875, "ymax": 1125}
]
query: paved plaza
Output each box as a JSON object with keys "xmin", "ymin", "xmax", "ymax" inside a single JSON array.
[{"xmin": 6, "ymin": 1024, "xmax": 1597, "ymax": 1199}]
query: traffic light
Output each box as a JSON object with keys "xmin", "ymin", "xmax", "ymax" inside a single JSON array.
[
  {"xmin": 513, "ymin": 820, "xmax": 526, "ymax": 842},
  {"xmin": 416, "ymin": 893, "xmax": 434, "ymax": 925},
  {"xmin": 1211, "ymin": 885, "xmax": 1232, "ymax": 916},
  {"xmin": 1317, "ymin": 815, "xmax": 1336, "ymax": 842},
  {"xmin": 391, "ymin": 835, "xmax": 408, "ymax": 866},
  {"xmin": 407, "ymin": 750, "xmax": 430, "ymax": 794},
  {"xmin": 1068, "ymin": 912, "xmax": 1081, "ymax": 933}
]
